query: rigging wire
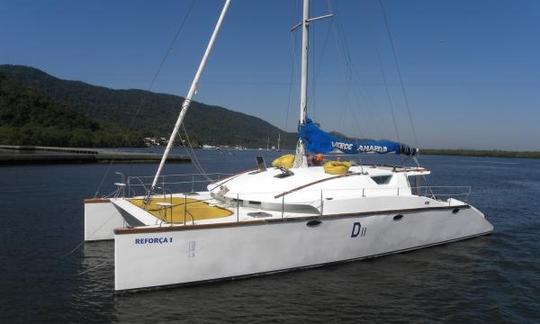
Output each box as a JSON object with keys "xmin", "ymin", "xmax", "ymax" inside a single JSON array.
[
  {"xmin": 374, "ymin": 45, "xmax": 401, "ymax": 143},
  {"xmin": 325, "ymin": 0, "xmax": 367, "ymax": 139},
  {"xmin": 93, "ymin": 0, "xmax": 198, "ymax": 197},
  {"xmin": 180, "ymin": 123, "xmax": 211, "ymax": 181},
  {"xmin": 284, "ymin": 31, "xmax": 297, "ymax": 132},
  {"xmin": 311, "ymin": 14, "xmax": 334, "ymax": 122},
  {"xmin": 336, "ymin": 1, "xmax": 399, "ymax": 140},
  {"xmin": 378, "ymin": 0, "xmax": 419, "ymax": 147},
  {"xmin": 284, "ymin": 0, "xmax": 301, "ymax": 132},
  {"xmin": 321, "ymin": 0, "xmax": 412, "ymax": 166},
  {"xmin": 147, "ymin": 0, "xmax": 199, "ymax": 92}
]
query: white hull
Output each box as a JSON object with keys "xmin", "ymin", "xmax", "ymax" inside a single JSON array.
[
  {"xmin": 113, "ymin": 204, "xmax": 492, "ymax": 291},
  {"xmin": 84, "ymin": 198, "xmax": 125, "ymax": 241}
]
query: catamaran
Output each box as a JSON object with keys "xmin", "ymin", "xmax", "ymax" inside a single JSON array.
[{"xmin": 84, "ymin": 0, "xmax": 493, "ymax": 292}]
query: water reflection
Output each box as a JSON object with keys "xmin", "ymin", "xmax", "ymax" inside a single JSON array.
[{"xmin": 2, "ymin": 151, "xmax": 540, "ymax": 322}]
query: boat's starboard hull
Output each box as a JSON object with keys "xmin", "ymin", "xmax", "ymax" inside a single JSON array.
[{"xmin": 114, "ymin": 205, "xmax": 493, "ymax": 291}]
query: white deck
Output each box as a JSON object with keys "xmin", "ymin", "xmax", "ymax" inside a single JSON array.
[{"xmin": 107, "ymin": 164, "xmax": 467, "ymax": 230}]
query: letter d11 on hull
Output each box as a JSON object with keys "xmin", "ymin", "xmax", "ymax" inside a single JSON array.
[{"xmin": 113, "ymin": 206, "xmax": 492, "ymax": 291}]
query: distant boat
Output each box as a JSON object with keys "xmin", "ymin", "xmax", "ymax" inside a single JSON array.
[{"xmin": 84, "ymin": 0, "xmax": 493, "ymax": 292}]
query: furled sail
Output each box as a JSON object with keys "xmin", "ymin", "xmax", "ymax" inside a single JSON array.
[{"xmin": 299, "ymin": 119, "xmax": 417, "ymax": 155}]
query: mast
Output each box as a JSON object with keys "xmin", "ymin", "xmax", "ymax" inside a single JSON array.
[
  {"xmin": 292, "ymin": 0, "xmax": 332, "ymax": 168},
  {"xmin": 292, "ymin": 0, "xmax": 310, "ymax": 168},
  {"xmin": 299, "ymin": 0, "xmax": 310, "ymax": 125},
  {"xmin": 149, "ymin": 0, "xmax": 232, "ymax": 194}
]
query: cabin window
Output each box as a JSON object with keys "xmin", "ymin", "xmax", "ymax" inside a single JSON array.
[
  {"xmin": 370, "ymin": 175, "xmax": 392, "ymax": 185},
  {"xmin": 409, "ymin": 175, "xmax": 421, "ymax": 195}
]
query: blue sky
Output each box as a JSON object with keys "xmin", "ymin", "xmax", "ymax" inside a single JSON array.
[{"xmin": 1, "ymin": 0, "xmax": 540, "ymax": 150}]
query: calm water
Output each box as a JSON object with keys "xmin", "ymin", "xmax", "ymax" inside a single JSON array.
[{"xmin": 1, "ymin": 150, "xmax": 539, "ymax": 323}]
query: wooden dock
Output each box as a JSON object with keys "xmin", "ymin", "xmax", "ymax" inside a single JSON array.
[{"xmin": 0, "ymin": 145, "xmax": 191, "ymax": 165}]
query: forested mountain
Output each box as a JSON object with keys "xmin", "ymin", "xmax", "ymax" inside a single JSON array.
[
  {"xmin": 0, "ymin": 75, "xmax": 142, "ymax": 147},
  {"xmin": 0, "ymin": 65, "xmax": 296, "ymax": 148}
]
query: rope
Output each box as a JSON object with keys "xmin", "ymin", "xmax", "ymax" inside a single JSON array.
[
  {"xmin": 62, "ymin": 209, "xmax": 128, "ymax": 257},
  {"xmin": 311, "ymin": 15, "xmax": 333, "ymax": 122},
  {"xmin": 327, "ymin": 1, "xmax": 349, "ymax": 130},
  {"xmin": 285, "ymin": 0, "xmax": 302, "ymax": 131},
  {"xmin": 328, "ymin": 0, "xmax": 389, "ymax": 140},
  {"xmin": 378, "ymin": 0, "xmax": 419, "ymax": 147},
  {"xmin": 284, "ymin": 32, "xmax": 297, "ymax": 132},
  {"xmin": 180, "ymin": 124, "xmax": 211, "ymax": 181},
  {"xmin": 147, "ymin": 0, "xmax": 198, "ymax": 92},
  {"xmin": 374, "ymin": 45, "xmax": 400, "ymax": 143},
  {"xmin": 77, "ymin": 261, "xmax": 110, "ymax": 276},
  {"xmin": 62, "ymin": 240, "xmax": 85, "ymax": 257},
  {"xmin": 93, "ymin": 0, "xmax": 198, "ymax": 197}
]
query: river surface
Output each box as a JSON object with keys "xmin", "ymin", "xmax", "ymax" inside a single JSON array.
[{"xmin": 1, "ymin": 150, "xmax": 539, "ymax": 323}]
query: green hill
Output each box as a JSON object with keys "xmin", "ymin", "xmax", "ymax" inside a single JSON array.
[
  {"xmin": 0, "ymin": 65, "xmax": 296, "ymax": 148},
  {"xmin": 0, "ymin": 75, "xmax": 142, "ymax": 147}
]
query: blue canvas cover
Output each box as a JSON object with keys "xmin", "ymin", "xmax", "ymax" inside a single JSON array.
[{"xmin": 298, "ymin": 119, "xmax": 417, "ymax": 156}]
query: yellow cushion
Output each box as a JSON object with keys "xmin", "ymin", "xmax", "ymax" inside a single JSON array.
[
  {"xmin": 272, "ymin": 154, "xmax": 295, "ymax": 169},
  {"xmin": 323, "ymin": 161, "xmax": 351, "ymax": 175}
]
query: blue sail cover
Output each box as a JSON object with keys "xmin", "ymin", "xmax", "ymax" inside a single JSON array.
[{"xmin": 299, "ymin": 119, "xmax": 417, "ymax": 156}]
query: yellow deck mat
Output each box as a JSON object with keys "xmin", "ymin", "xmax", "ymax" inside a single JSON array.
[{"xmin": 129, "ymin": 197, "xmax": 233, "ymax": 223}]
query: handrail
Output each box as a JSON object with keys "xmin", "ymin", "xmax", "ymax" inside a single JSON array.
[
  {"xmin": 129, "ymin": 173, "xmax": 230, "ymax": 190},
  {"xmin": 207, "ymin": 172, "xmax": 247, "ymax": 192},
  {"xmin": 129, "ymin": 172, "xmax": 231, "ymax": 180},
  {"xmin": 118, "ymin": 185, "xmax": 472, "ymax": 226},
  {"xmin": 125, "ymin": 184, "xmax": 470, "ymax": 201},
  {"xmin": 127, "ymin": 176, "xmax": 149, "ymax": 196}
]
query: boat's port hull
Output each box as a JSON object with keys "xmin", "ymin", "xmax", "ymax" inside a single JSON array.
[
  {"xmin": 113, "ymin": 205, "xmax": 493, "ymax": 291},
  {"xmin": 84, "ymin": 198, "xmax": 125, "ymax": 241}
]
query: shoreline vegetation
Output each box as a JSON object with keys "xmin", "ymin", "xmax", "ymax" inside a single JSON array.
[
  {"xmin": 0, "ymin": 65, "xmax": 297, "ymax": 149},
  {"xmin": 1, "ymin": 65, "xmax": 539, "ymax": 160}
]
